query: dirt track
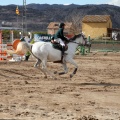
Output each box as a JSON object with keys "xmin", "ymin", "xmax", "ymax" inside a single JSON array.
[{"xmin": 0, "ymin": 52, "xmax": 120, "ymax": 120}]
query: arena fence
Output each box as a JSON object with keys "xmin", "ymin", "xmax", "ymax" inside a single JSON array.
[
  {"xmin": 90, "ymin": 40, "xmax": 120, "ymax": 52},
  {"xmin": 76, "ymin": 40, "xmax": 120, "ymax": 55}
]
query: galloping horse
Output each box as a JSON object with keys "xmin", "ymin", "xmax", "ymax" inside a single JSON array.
[{"xmin": 21, "ymin": 33, "xmax": 91, "ymax": 78}]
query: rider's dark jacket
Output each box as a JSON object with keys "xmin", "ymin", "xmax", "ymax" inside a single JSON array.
[{"xmin": 54, "ymin": 28, "xmax": 68, "ymax": 41}]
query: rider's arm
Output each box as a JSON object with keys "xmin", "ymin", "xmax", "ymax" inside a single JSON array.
[{"xmin": 59, "ymin": 28, "xmax": 69, "ymax": 41}]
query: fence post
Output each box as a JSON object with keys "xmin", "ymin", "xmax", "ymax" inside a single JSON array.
[
  {"xmin": 88, "ymin": 35, "xmax": 91, "ymax": 53},
  {"xmin": 112, "ymin": 40, "xmax": 115, "ymax": 51},
  {"xmin": 81, "ymin": 45, "xmax": 85, "ymax": 55}
]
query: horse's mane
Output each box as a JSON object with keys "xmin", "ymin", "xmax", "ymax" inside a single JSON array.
[{"xmin": 69, "ymin": 34, "xmax": 81, "ymax": 41}]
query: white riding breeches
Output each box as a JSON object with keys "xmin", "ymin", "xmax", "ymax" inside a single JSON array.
[{"xmin": 54, "ymin": 38, "xmax": 65, "ymax": 46}]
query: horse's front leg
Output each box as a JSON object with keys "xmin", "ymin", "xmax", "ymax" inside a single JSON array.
[
  {"xmin": 58, "ymin": 63, "xmax": 68, "ymax": 75},
  {"xmin": 41, "ymin": 60, "xmax": 57, "ymax": 79},
  {"xmin": 67, "ymin": 58, "xmax": 78, "ymax": 78}
]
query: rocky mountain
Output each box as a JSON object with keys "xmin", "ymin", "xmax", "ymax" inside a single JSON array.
[{"xmin": 0, "ymin": 4, "xmax": 120, "ymax": 32}]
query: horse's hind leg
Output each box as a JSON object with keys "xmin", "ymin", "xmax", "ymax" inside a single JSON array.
[
  {"xmin": 41, "ymin": 60, "xmax": 56, "ymax": 79},
  {"xmin": 34, "ymin": 59, "xmax": 41, "ymax": 68},
  {"xmin": 34, "ymin": 59, "xmax": 47, "ymax": 78}
]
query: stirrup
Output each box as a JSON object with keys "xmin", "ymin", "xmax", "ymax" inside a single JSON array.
[{"xmin": 64, "ymin": 53, "xmax": 68, "ymax": 55}]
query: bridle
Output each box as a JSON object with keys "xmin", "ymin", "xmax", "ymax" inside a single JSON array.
[{"xmin": 69, "ymin": 34, "xmax": 87, "ymax": 46}]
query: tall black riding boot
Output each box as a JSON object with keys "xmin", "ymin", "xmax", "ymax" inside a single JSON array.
[
  {"xmin": 62, "ymin": 46, "xmax": 65, "ymax": 55},
  {"xmin": 61, "ymin": 46, "xmax": 65, "ymax": 62}
]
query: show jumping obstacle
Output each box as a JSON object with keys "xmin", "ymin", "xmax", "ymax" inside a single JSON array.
[{"xmin": 0, "ymin": 31, "xmax": 22, "ymax": 61}]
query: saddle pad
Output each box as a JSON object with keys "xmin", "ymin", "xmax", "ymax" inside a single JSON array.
[{"xmin": 52, "ymin": 43, "xmax": 62, "ymax": 51}]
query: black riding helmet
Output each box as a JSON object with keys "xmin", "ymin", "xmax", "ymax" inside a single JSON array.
[{"xmin": 59, "ymin": 23, "xmax": 65, "ymax": 28}]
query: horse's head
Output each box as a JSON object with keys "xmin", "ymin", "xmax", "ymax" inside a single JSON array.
[
  {"xmin": 81, "ymin": 33, "xmax": 91, "ymax": 47},
  {"xmin": 69, "ymin": 33, "xmax": 91, "ymax": 47}
]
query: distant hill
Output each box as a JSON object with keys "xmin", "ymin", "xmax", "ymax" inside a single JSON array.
[{"xmin": 0, "ymin": 4, "xmax": 120, "ymax": 32}]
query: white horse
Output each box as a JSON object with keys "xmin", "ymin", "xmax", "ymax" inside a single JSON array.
[{"xmin": 21, "ymin": 33, "xmax": 91, "ymax": 78}]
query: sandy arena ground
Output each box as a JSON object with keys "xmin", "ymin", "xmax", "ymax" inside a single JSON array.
[{"xmin": 0, "ymin": 52, "xmax": 120, "ymax": 120}]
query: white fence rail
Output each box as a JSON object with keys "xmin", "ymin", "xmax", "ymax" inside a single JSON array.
[{"xmin": 0, "ymin": 44, "xmax": 8, "ymax": 59}]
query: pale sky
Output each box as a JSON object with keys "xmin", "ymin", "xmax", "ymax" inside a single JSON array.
[{"xmin": 0, "ymin": 0, "xmax": 120, "ymax": 6}]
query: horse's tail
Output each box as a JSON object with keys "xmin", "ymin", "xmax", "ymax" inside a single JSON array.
[
  {"xmin": 16, "ymin": 41, "xmax": 40, "ymax": 60},
  {"xmin": 6, "ymin": 41, "xmax": 40, "ymax": 60},
  {"xmin": 16, "ymin": 41, "xmax": 32, "ymax": 55},
  {"xmin": 6, "ymin": 41, "xmax": 32, "ymax": 55}
]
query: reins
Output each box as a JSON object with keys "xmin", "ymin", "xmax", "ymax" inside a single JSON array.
[
  {"xmin": 69, "ymin": 34, "xmax": 87, "ymax": 46},
  {"xmin": 69, "ymin": 41, "xmax": 84, "ymax": 46}
]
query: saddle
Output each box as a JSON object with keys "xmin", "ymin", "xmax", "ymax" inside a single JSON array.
[
  {"xmin": 51, "ymin": 41, "xmax": 68, "ymax": 63},
  {"xmin": 52, "ymin": 42, "xmax": 68, "ymax": 51},
  {"xmin": 51, "ymin": 37, "xmax": 68, "ymax": 51}
]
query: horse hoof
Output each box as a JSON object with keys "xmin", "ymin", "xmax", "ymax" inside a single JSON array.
[
  {"xmin": 70, "ymin": 74, "xmax": 73, "ymax": 78},
  {"xmin": 34, "ymin": 65, "xmax": 37, "ymax": 68},
  {"xmin": 54, "ymin": 71, "xmax": 57, "ymax": 74}
]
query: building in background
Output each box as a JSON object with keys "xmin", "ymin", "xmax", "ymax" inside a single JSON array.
[{"xmin": 82, "ymin": 15, "xmax": 112, "ymax": 39}]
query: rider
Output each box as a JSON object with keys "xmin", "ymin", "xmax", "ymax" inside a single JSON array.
[{"xmin": 53, "ymin": 22, "xmax": 69, "ymax": 61}]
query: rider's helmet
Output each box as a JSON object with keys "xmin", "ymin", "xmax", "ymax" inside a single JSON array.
[{"xmin": 59, "ymin": 22, "xmax": 65, "ymax": 28}]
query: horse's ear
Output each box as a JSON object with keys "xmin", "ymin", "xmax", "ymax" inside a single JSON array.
[{"xmin": 81, "ymin": 32, "xmax": 84, "ymax": 35}]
